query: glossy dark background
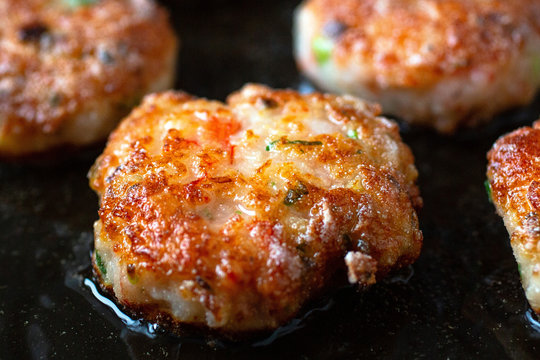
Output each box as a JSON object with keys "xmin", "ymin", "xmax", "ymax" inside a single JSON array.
[{"xmin": 2, "ymin": 0, "xmax": 540, "ymax": 358}]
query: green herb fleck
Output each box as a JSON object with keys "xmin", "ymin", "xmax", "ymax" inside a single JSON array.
[
  {"xmin": 63, "ymin": 0, "xmax": 98, "ymax": 8},
  {"xmin": 201, "ymin": 208, "xmax": 213, "ymax": 220},
  {"xmin": 284, "ymin": 182, "xmax": 309, "ymax": 206},
  {"xmin": 312, "ymin": 36, "xmax": 334, "ymax": 64},
  {"xmin": 286, "ymin": 140, "xmax": 323, "ymax": 146},
  {"xmin": 235, "ymin": 210, "xmax": 242, "ymax": 215},
  {"xmin": 347, "ymin": 129, "xmax": 359, "ymax": 139},
  {"xmin": 95, "ymin": 250, "xmax": 107, "ymax": 276},
  {"xmin": 266, "ymin": 140, "xmax": 280, "ymax": 151},
  {"xmin": 533, "ymin": 55, "xmax": 540, "ymax": 79},
  {"xmin": 484, "ymin": 179, "xmax": 492, "ymax": 203},
  {"xmin": 266, "ymin": 138, "xmax": 323, "ymax": 151},
  {"xmin": 518, "ymin": 263, "xmax": 522, "ymax": 279},
  {"xmin": 356, "ymin": 150, "xmax": 363, "ymax": 155}
]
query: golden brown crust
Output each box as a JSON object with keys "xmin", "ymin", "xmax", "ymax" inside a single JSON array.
[
  {"xmin": 90, "ymin": 84, "xmax": 422, "ymax": 333},
  {"xmin": 488, "ymin": 122, "xmax": 540, "ymax": 221},
  {"xmin": 0, "ymin": 0, "xmax": 178, "ymax": 156},
  {"xmin": 487, "ymin": 121, "xmax": 540, "ymax": 313},
  {"xmin": 306, "ymin": 0, "xmax": 540, "ymax": 88}
]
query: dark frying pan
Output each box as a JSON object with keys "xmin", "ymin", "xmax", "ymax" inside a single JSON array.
[{"xmin": 1, "ymin": 0, "xmax": 540, "ymax": 358}]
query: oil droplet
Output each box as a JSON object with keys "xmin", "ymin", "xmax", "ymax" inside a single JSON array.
[
  {"xmin": 525, "ymin": 308, "xmax": 540, "ymax": 332},
  {"xmin": 83, "ymin": 278, "xmax": 159, "ymax": 338}
]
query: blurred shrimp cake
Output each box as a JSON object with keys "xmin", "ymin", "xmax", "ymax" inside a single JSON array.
[
  {"xmin": 294, "ymin": 0, "xmax": 540, "ymax": 133},
  {"xmin": 0, "ymin": 0, "xmax": 178, "ymax": 157},
  {"xmin": 89, "ymin": 84, "xmax": 423, "ymax": 336}
]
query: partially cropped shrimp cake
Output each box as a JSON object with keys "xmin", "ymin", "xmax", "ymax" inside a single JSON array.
[
  {"xmin": 0, "ymin": 0, "xmax": 177, "ymax": 157},
  {"xmin": 294, "ymin": 0, "xmax": 540, "ymax": 133},
  {"xmin": 89, "ymin": 84, "xmax": 423, "ymax": 335},
  {"xmin": 487, "ymin": 121, "xmax": 540, "ymax": 314}
]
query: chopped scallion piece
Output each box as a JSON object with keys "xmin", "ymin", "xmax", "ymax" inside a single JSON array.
[
  {"xmin": 484, "ymin": 179, "xmax": 492, "ymax": 203},
  {"xmin": 266, "ymin": 138, "xmax": 323, "ymax": 151},
  {"xmin": 95, "ymin": 250, "xmax": 107, "ymax": 276},
  {"xmin": 533, "ymin": 54, "xmax": 540, "ymax": 79},
  {"xmin": 312, "ymin": 36, "xmax": 334, "ymax": 64},
  {"xmin": 347, "ymin": 129, "xmax": 359, "ymax": 139},
  {"xmin": 63, "ymin": 0, "xmax": 98, "ymax": 8},
  {"xmin": 285, "ymin": 140, "xmax": 323, "ymax": 146},
  {"xmin": 266, "ymin": 140, "xmax": 280, "ymax": 151}
]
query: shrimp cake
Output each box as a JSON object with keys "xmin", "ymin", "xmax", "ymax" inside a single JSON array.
[
  {"xmin": 0, "ymin": 0, "xmax": 177, "ymax": 157},
  {"xmin": 89, "ymin": 84, "xmax": 423, "ymax": 335},
  {"xmin": 294, "ymin": 0, "xmax": 540, "ymax": 133},
  {"xmin": 487, "ymin": 121, "xmax": 540, "ymax": 314}
]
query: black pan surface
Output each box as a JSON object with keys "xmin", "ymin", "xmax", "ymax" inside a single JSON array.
[{"xmin": 2, "ymin": 0, "xmax": 540, "ymax": 358}]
